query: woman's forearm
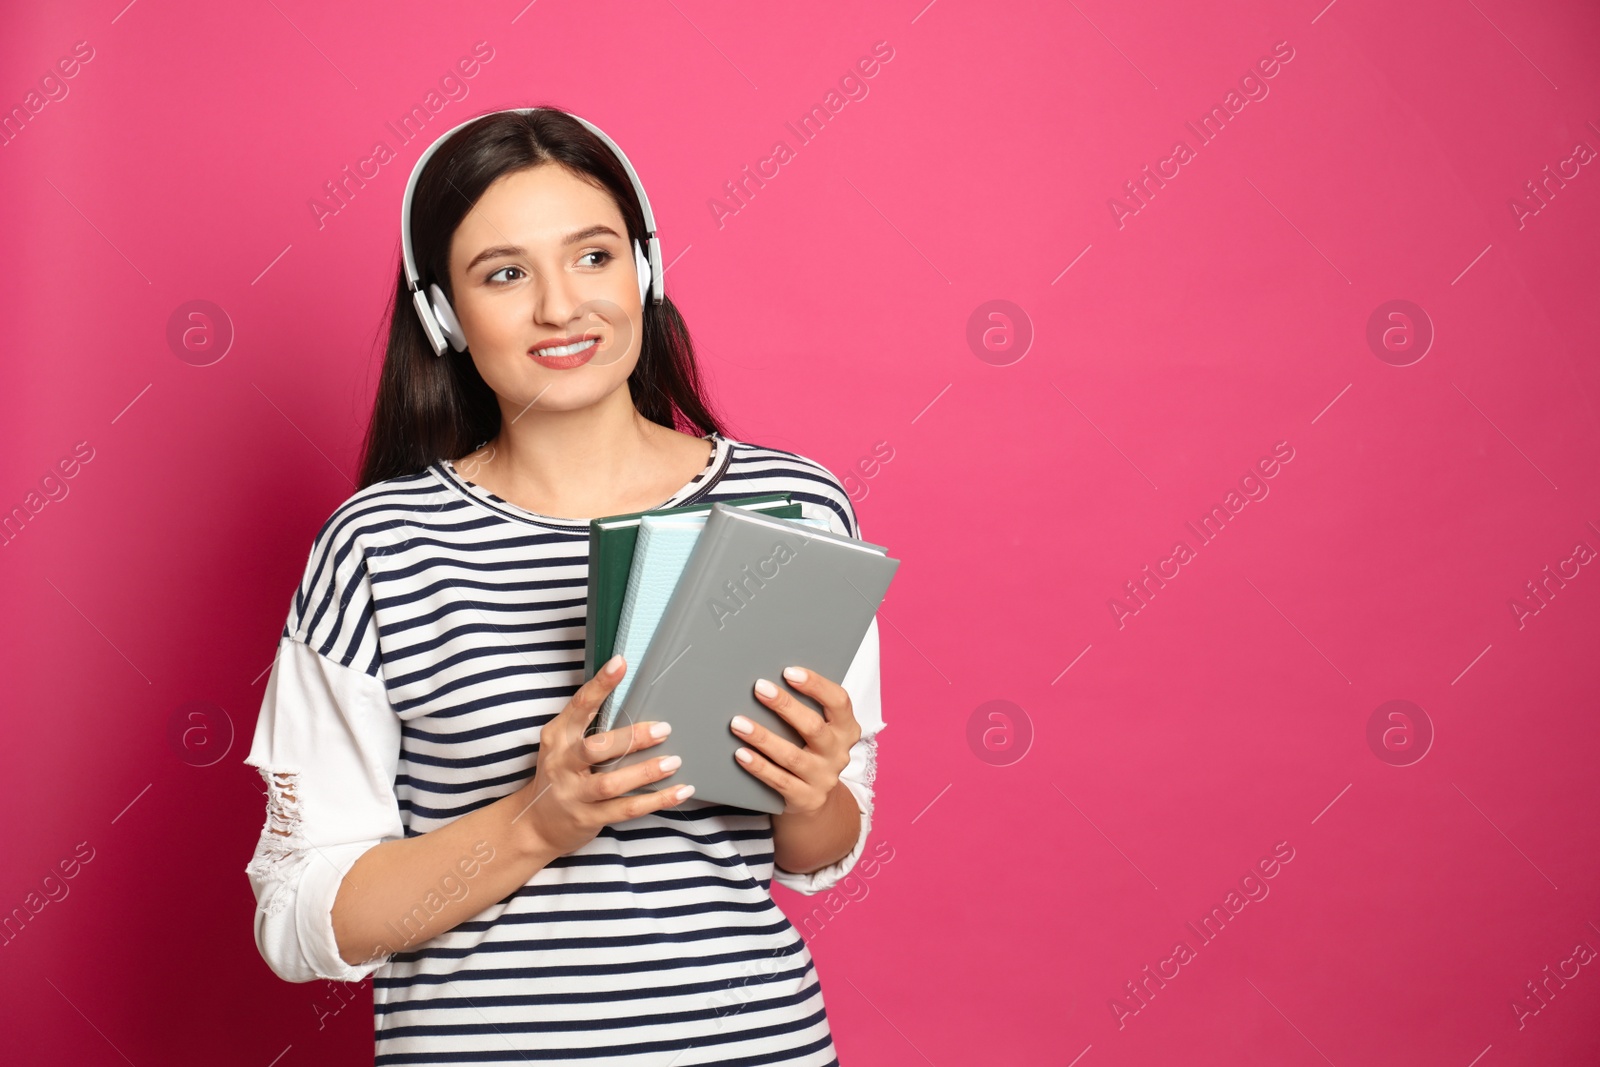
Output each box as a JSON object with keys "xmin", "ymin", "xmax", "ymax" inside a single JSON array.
[
  {"xmin": 330, "ymin": 790, "xmax": 561, "ymax": 967},
  {"xmin": 771, "ymin": 780, "xmax": 861, "ymax": 876}
]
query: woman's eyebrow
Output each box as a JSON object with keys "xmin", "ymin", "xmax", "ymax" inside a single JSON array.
[{"xmin": 464, "ymin": 225, "xmax": 624, "ymax": 272}]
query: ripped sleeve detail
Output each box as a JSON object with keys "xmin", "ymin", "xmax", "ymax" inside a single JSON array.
[
  {"xmin": 245, "ymin": 767, "xmax": 314, "ymax": 919},
  {"xmin": 843, "ymin": 735, "xmax": 878, "ymax": 809}
]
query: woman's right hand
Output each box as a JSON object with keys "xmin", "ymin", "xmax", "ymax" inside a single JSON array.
[{"xmin": 514, "ymin": 654, "xmax": 693, "ymax": 858}]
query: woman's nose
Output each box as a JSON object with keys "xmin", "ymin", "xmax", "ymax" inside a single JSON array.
[{"xmin": 532, "ymin": 271, "xmax": 580, "ymax": 325}]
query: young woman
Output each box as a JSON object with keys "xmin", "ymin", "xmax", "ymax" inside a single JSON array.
[{"xmin": 242, "ymin": 107, "xmax": 886, "ymax": 1066}]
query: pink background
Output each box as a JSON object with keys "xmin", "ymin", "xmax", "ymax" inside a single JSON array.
[{"xmin": 4, "ymin": 0, "xmax": 1599, "ymax": 1063}]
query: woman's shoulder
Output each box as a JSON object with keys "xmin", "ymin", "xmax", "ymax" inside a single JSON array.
[
  {"xmin": 278, "ymin": 468, "xmax": 453, "ymax": 649},
  {"xmin": 309, "ymin": 468, "xmax": 449, "ymax": 552},
  {"xmin": 286, "ymin": 468, "xmax": 460, "ymax": 607},
  {"xmin": 717, "ymin": 434, "xmax": 862, "ymax": 539}
]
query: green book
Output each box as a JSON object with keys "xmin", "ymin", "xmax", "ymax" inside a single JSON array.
[{"xmin": 584, "ymin": 493, "xmax": 800, "ymax": 678}]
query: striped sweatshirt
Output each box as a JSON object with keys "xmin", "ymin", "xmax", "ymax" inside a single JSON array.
[{"xmin": 242, "ymin": 432, "xmax": 885, "ymax": 1065}]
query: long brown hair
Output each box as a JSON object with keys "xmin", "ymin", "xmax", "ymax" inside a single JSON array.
[{"xmin": 357, "ymin": 107, "xmax": 727, "ymax": 490}]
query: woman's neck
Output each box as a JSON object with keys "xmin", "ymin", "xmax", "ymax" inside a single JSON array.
[{"xmin": 459, "ymin": 395, "xmax": 708, "ymax": 520}]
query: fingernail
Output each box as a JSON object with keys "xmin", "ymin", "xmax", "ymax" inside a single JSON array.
[
  {"xmin": 659, "ymin": 755, "xmax": 682, "ymax": 773},
  {"xmin": 731, "ymin": 715, "xmax": 753, "ymax": 734},
  {"xmin": 676, "ymin": 785, "xmax": 695, "ymax": 800},
  {"xmin": 754, "ymin": 678, "xmax": 778, "ymax": 698},
  {"xmin": 783, "ymin": 666, "xmax": 808, "ymax": 684},
  {"xmin": 736, "ymin": 747, "xmax": 753, "ymax": 764},
  {"xmin": 649, "ymin": 721, "xmax": 672, "ymax": 739},
  {"xmin": 605, "ymin": 654, "xmax": 625, "ymax": 675}
]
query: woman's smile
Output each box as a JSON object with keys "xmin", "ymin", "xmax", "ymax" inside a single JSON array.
[{"xmin": 528, "ymin": 334, "xmax": 600, "ymax": 369}]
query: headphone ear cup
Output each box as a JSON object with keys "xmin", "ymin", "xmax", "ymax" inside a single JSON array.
[
  {"xmin": 633, "ymin": 240, "xmax": 651, "ymax": 306},
  {"xmin": 411, "ymin": 287, "xmax": 448, "ymax": 356},
  {"xmin": 427, "ymin": 283, "xmax": 469, "ymax": 352}
]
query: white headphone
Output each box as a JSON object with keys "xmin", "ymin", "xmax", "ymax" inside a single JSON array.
[{"xmin": 399, "ymin": 107, "xmax": 664, "ymax": 357}]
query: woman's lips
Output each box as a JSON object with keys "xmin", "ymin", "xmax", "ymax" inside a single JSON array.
[{"xmin": 528, "ymin": 336, "xmax": 599, "ymax": 369}]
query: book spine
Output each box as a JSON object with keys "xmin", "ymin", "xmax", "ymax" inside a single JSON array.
[{"xmin": 584, "ymin": 530, "xmax": 602, "ymax": 677}]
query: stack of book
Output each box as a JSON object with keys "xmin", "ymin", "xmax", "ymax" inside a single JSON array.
[{"xmin": 581, "ymin": 496, "xmax": 900, "ymax": 813}]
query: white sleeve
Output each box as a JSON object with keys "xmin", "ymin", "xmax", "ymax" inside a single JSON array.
[
  {"xmin": 243, "ymin": 635, "xmax": 405, "ymax": 983},
  {"xmin": 773, "ymin": 615, "xmax": 884, "ymax": 896}
]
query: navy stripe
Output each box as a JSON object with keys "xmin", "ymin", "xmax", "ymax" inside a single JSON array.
[
  {"xmin": 381, "ymin": 938, "xmax": 813, "ymax": 987},
  {"xmin": 373, "ymin": 958, "xmax": 814, "ymax": 1012}
]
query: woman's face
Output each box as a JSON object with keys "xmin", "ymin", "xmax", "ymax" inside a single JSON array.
[{"xmin": 445, "ymin": 164, "xmax": 643, "ymax": 417}]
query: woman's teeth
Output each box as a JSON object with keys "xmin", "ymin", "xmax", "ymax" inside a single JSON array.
[{"xmin": 536, "ymin": 338, "xmax": 597, "ymax": 357}]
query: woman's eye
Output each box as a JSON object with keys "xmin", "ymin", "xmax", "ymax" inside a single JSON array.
[{"xmin": 487, "ymin": 252, "xmax": 611, "ymax": 285}]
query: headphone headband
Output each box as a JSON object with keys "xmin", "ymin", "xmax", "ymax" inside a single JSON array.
[{"xmin": 399, "ymin": 107, "xmax": 664, "ymax": 355}]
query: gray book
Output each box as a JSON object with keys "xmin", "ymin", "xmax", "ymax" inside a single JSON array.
[{"xmin": 592, "ymin": 502, "xmax": 900, "ymax": 814}]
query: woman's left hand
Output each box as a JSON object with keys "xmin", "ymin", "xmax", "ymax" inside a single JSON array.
[{"xmin": 731, "ymin": 666, "xmax": 860, "ymax": 816}]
